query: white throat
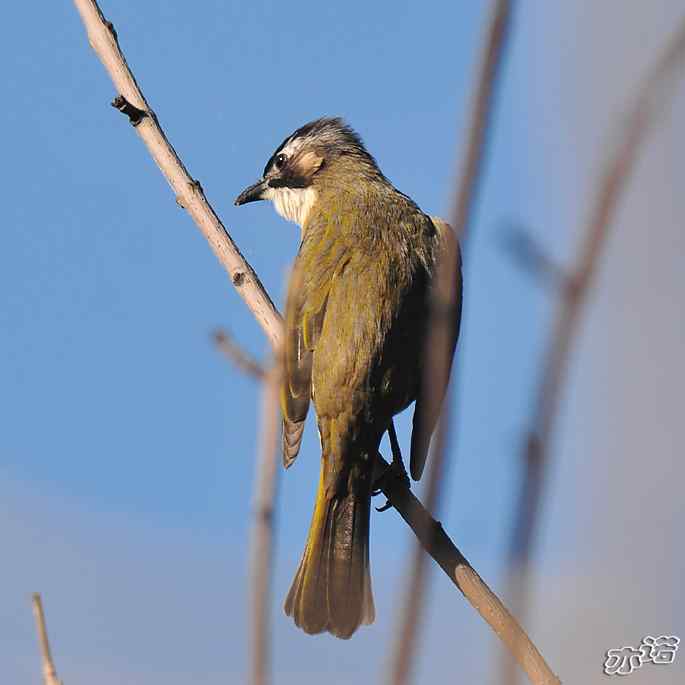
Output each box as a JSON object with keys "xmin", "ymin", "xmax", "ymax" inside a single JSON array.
[{"xmin": 268, "ymin": 186, "xmax": 318, "ymax": 227}]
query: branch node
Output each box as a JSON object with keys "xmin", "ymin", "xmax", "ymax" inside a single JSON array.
[
  {"xmin": 524, "ymin": 432, "xmax": 542, "ymax": 466},
  {"xmin": 256, "ymin": 506, "xmax": 274, "ymax": 524},
  {"xmin": 232, "ymin": 271, "xmax": 246, "ymax": 287},
  {"xmin": 189, "ymin": 179, "xmax": 204, "ymax": 195},
  {"xmin": 104, "ymin": 19, "xmax": 117, "ymax": 41},
  {"xmin": 564, "ymin": 273, "xmax": 584, "ymax": 301},
  {"xmin": 111, "ymin": 95, "xmax": 147, "ymax": 126}
]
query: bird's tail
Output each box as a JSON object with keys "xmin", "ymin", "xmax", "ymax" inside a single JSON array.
[{"xmin": 284, "ymin": 465, "xmax": 375, "ymax": 639}]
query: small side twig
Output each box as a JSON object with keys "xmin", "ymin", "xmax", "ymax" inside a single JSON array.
[
  {"xmin": 500, "ymin": 223, "xmax": 570, "ymax": 291},
  {"xmin": 501, "ymin": 17, "xmax": 685, "ymax": 685},
  {"xmin": 390, "ymin": 1, "xmax": 518, "ymax": 683},
  {"xmin": 31, "ymin": 593, "xmax": 62, "ymax": 685},
  {"xmin": 111, "ymin": 94, "xmax": 147, "ymax": 125},
  {"xmin": 213, "ymin": 329, "xmax": 266, "ymax": 379}
]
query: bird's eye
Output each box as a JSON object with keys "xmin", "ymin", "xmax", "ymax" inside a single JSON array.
[{"xmin": 274, "ymin": 153, "xmax": 287, "ymax": 170}]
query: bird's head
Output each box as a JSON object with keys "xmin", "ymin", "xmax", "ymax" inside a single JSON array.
[{"xmin": 234, "ymin": 117, "xmax": 379, "ymax": 226}]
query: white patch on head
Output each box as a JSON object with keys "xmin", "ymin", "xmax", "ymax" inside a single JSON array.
[
  {"xmin": 280, "ymin": 136, "xmax": 305, "ymax": 158},
  {"xmin": 265, "ymin": 186, "xmax": 318, "ymax": 227}
]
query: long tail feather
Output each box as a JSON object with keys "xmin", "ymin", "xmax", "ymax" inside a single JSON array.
[{"xmin": 284, "ymin": 468, "xmax": 374, "ymax": 639}]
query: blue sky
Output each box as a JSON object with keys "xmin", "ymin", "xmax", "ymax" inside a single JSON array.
[{"xmin": 2, "ymin": 2, "xmax": 683, "ymax": 684}]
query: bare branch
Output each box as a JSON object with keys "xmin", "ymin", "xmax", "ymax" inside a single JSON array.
[
  {"xmin": 390, "ymin": 2, "xmax": 518, "ymax": 683},
  {"xmin": 376, "ymin": 454, "xmax": 560, "ymax": 685},
  {"xmin": 72, "ymin": 2, "xmax": 557, "ymax": 683},
  {"xmin": 72, "ymin": 0, "xmax": 283, "ymax": 349},
  {"xmin": 501, "ymin": 18, "xmax": 685, "ymax": 685},
  {"xmin": 31, "ymin": 593, "xmax": 62, "ymax": 685},
  {"xmin": 249, "ymin": 364, "xmax": 282, "ymax": 685},
  {"xmin": 213, "ymin": 329, "xmax": 266, "ymax": 379}
]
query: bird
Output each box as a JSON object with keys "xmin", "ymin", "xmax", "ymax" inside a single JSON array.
[{"xmin": 235, "ymin": 117, "xmax": 462, "ymax": 639}]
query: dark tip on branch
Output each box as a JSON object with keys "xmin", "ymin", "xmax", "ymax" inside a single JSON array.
[{"xmin": 111, "ymin": 95, "xmax": 148, "ymax": 127}]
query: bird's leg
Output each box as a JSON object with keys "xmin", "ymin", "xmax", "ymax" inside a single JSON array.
[{"xmin": 372, "ymin": 420, "xmax": 410, "ymax": 511}]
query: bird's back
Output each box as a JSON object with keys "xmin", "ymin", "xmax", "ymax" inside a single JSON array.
[{"xmin": 303, "ymin": 183, "xmax": 437, "ymax": 464}]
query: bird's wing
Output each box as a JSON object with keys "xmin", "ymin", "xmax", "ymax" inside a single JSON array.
[
  {"xmin": 409, "ymin": 217, "xmax": 463, "ymax": 480},
  {"xmin": 281, "ymin": 226, "xmax": 349, "ymax": 467}
]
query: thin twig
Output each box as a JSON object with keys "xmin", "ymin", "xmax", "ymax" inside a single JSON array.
[
  {"xmin": 389, "ymin": 2, "xmax": 517, "ymax": 683},
  {"xmin": 31, "ymin": 593, "xmax": 62, "ymax": 685},
  {"xmin": 213, "ymin": 329, "xmax": 266, "ymax": 379},
  {"xmin": 501, "ymin": 18, "xmax": 685, "ymax": 685},
  {"xmin": 249, "ymin": 363, "xmax": 282, "ymax": 685},
  {"xmin": 72, "ymin": 0, "xmax": 282, "ymax": 350},
  {"xmin": 72, "ymin": 2, "xmax": 556, "ymax": 682}
]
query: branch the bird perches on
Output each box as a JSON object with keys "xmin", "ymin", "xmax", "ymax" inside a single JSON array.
[{"xmin": 72, "ymin": 1, "xmax": 559, "ymax": 683}]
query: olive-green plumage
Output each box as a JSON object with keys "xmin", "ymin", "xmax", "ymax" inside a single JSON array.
[{"xmin": 235, "ymin": 118, "xmax": 462, "ymax": 639}]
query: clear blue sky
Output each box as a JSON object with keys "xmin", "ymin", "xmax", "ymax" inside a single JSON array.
[{"xmin": 4, "ymin": 2, "xmax": 681, "ymax": 684}]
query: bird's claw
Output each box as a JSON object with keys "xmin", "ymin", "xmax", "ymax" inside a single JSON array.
[{"xmin": 372, "ymin": 455, "xmax": 410, "ymax": 513}]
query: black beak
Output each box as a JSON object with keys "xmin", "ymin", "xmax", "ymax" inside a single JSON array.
[{"xmin": 234, "ymin": 179, "xmax": 269, "ymax": 206}]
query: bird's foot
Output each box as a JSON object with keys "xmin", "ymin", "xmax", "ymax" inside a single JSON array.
[{"xmin": 372, "ymin": 455, "xmax": 410, "ymax": 512}]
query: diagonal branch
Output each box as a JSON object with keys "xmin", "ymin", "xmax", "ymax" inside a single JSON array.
[
  {"xmin": 501, "ymin": 17, "xmax": 685, "ymax": 685},
  {"xmin": 72, "ymin": 0, "xmax": 282, "ymax": 350},
  {"xmin": 32, "ymin": 593, "xmax": 62, "ymax": 685},
  {"xmin": 389, "ymin": 2, "xmax": 518, "ymax": 683},
  {"xmin": 376, "ymin": 454, "xmax": 558, "ymax": 685},
  {"xmin": 72, "ymin": 2, "xmax": 558, "ymax": 684}
]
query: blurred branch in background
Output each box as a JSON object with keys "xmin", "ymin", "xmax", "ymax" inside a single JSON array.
[
  {"xmin": 73, "ymin": 1, "xmax": 558, "ymax": 684},
  {"xmin": 389, "ymin": 2, "xmax": 518, "ymax": 684},
  {"xmin": 32, "ymin": 593, "xmax": 62, "ymax": 685},
  {"xmin": 501, "ymin": 18, "xmax": 685, "ymax": 685},
  {"xmin": 212, "ymin": 331, "xmax": 274, "ymax": 685},
  {"xmin": 249, "ymin": 362, "xmax": 282, "ymax": 685},
  {"xmin": 212, "ymin": 331, "xmax": 280, "ymax": 685}
]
